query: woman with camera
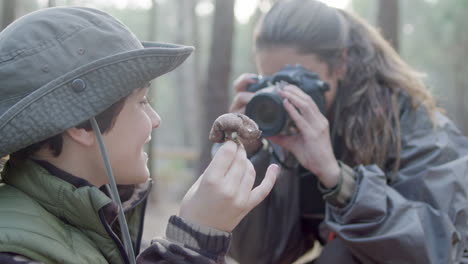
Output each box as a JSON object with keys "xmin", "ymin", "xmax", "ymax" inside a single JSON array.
[{"xmin": 224, "ymin": 0, "xmax": 468, "ymax": 263}]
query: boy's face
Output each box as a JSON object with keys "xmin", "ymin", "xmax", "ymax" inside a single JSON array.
[{"xmin": 102, "ymin": 87, "xmax": 160, "ymax": 185}]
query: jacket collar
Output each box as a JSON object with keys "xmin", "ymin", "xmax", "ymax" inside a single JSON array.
[{"xmin": 1, "ymin": 159, "xmax": 151, "ymax": 231}]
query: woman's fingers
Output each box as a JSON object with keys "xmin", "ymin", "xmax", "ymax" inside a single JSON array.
[
  {"xmin": 282, "ymin": 97, "xmax": 311, "ymax": 133},
  {"xmin": 278, "ymin": 87, "xmax": 314, "ymax": 121},
  {"xmin": 230, "ymin": 73, "xmax": 258, "ymax": 113},
  {"xmin": 247, "ymin": 164, "xmax": 278, "ymax": 210},
  {"xmin": 233, "ymin": 73, "xmax": 257, "ymax": 92},
  {"xmin": 278, "ymin": 85, "xmax": 329, "ymax": 136},
  {"xmin": 284, "ymin": 85, "xmax": 321, "ymax": 114},
  {"xmin": 229, "ymin": 92, "xmax": 255, "ymax": 113}
]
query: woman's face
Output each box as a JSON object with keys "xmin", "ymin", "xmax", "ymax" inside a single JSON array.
[
  {"xmin": 102, "ymin": 87, "xmax": 160, "ymax": 185},
  {"xmin": 255, "ymin": 46, "xmax": 341, "ymax": 110}
]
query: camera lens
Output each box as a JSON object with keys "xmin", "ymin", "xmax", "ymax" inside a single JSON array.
[
  {"xmin": 245, "ymin": 92, "xmax": 288, "ymax": 137},
  {"xmin": 255, "ymin": 100, "xmax": 279, "ymax": 125}
]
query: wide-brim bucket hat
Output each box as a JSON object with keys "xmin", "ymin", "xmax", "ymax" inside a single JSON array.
[{"xmin": 0, "ymin": 7, "xmax": 194, "ymax": 158}]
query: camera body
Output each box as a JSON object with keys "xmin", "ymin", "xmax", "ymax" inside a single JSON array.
[{"xmin": 245, "ymin": 65, "xmax": 330, "ymax": 137}]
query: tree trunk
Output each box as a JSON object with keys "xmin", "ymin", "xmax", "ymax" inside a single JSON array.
[
  {"xmin": 1, "ymin": 0, "xmax": 16, "ymax": 31},
  {"xmin": 377, "ymin": 0, "xmax": 400, "ymax": 52},
  {"xmin": 174, "ymin": 0, "xmax": 199, "ymax": 149},
  {"xmin": 183, "ymin": 0, "xmax": 202, "ymax": 175},
  {"xmin": 198, "ymin": 0, "xmax": 236, "ymax": 174},
  {"xmin": 174, "ymin": 0, "xmax": 189, "ymax": 147}
]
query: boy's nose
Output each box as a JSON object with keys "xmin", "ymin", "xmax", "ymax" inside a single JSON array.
[{"xmin": 149, "ymin": 107, "xmax": 161, "ymax": 129}]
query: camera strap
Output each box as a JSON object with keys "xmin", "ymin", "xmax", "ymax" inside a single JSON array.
[{"xmin": 265, "ymin": 138, "xmax": 296, "ymax": 171}]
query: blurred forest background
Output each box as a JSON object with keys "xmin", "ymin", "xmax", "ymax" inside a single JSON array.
[{"xmin": 1, "ymin": 0, "xmax": 467, "ymax": 253}]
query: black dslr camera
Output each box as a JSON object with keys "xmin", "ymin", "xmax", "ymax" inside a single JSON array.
[{"xmin": 245, "ymin": 65, "xmax": 330, "ymax": 137}]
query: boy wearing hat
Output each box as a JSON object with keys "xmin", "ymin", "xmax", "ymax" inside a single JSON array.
[{"xmin": 0, "ymin": 7, "xmax": 278, "ymax": 264}]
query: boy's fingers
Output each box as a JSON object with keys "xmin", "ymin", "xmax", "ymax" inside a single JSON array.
[
  {"xmin": 236, "ymin": 161, "xmax": 256, "ymax": 205},
  {"xmin": 247, "ymin": 164, "xmax": 278, "ymax": 209},
  {"xmin": 223, "ymin": 144, "xmax": 247, "ymax": 187},
  {"xmin": 203, "ymin": 141, "xmax": 238, "ymax": 183}
]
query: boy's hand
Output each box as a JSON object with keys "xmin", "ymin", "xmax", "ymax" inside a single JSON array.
[{"xmin": 179, "ymin": 141, "xmax": 278, "ymax": 232}]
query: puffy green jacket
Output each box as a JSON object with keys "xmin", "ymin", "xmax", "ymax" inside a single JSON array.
[{"xmin": 0, "ymin": 159, "xmax": 148, "ymax": 264}]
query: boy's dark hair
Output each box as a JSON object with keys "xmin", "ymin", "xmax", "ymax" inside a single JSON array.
[{"xmin": 10, "ymin": 97, "xmax": 126, "ymax": 160}]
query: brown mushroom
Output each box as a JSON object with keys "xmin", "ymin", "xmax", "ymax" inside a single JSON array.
[{"xmin": 209, "ymin": 113, "xmax": 262, "ymax": 149}]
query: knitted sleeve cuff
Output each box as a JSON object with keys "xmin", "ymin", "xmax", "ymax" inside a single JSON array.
[
  {"xmin": 318, "ymin": 161, "xmax": 356, "ymax": 208},
  {"xmin": 164, "ymin": 215, "xmax": 232, "ymax": 258}
]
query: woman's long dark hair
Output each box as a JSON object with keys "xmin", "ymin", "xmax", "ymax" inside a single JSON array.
[{"xmin": 255, "ymin": 0, "xmax": 436, "ymax": 170}]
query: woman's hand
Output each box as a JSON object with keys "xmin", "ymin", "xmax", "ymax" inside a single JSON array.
[
  {"xmin": 229, "ymin": 73, "xmax": 258, "ymax": 114},
  {"xmin": 179, "ymin": 141, "xmax": 278, "ymax": 232},
  {"xmin": 269, "ymin": 85, "xmax": 340, "ymax": 188}
]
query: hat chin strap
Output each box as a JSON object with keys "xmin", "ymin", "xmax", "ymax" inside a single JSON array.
[{"xmin": 90, "ymin": 117, "xmax": 136, "ymax": 263}]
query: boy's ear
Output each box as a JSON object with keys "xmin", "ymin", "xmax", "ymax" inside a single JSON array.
[{"xmin": 64, "ymin": 127, "xmax": 95, "ymax": 147}]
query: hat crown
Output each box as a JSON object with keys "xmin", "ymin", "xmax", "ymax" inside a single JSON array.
[{"xmin": 0, "ymin": 7, "xmax": 143, "ymax": 115}]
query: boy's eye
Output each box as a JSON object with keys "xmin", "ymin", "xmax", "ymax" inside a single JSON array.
[{"xmin": 140, "ymin": 97, "xmax": 149, "ymax": 105}]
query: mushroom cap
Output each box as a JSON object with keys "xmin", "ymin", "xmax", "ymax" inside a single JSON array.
[{"xmin": 209, "ymin": 113, "xmax": 261, "ymax": 144}]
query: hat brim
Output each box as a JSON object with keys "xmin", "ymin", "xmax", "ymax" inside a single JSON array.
[{"xmin": 0, "ymin": 42, "xmax": 193, "ymax": 157}]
